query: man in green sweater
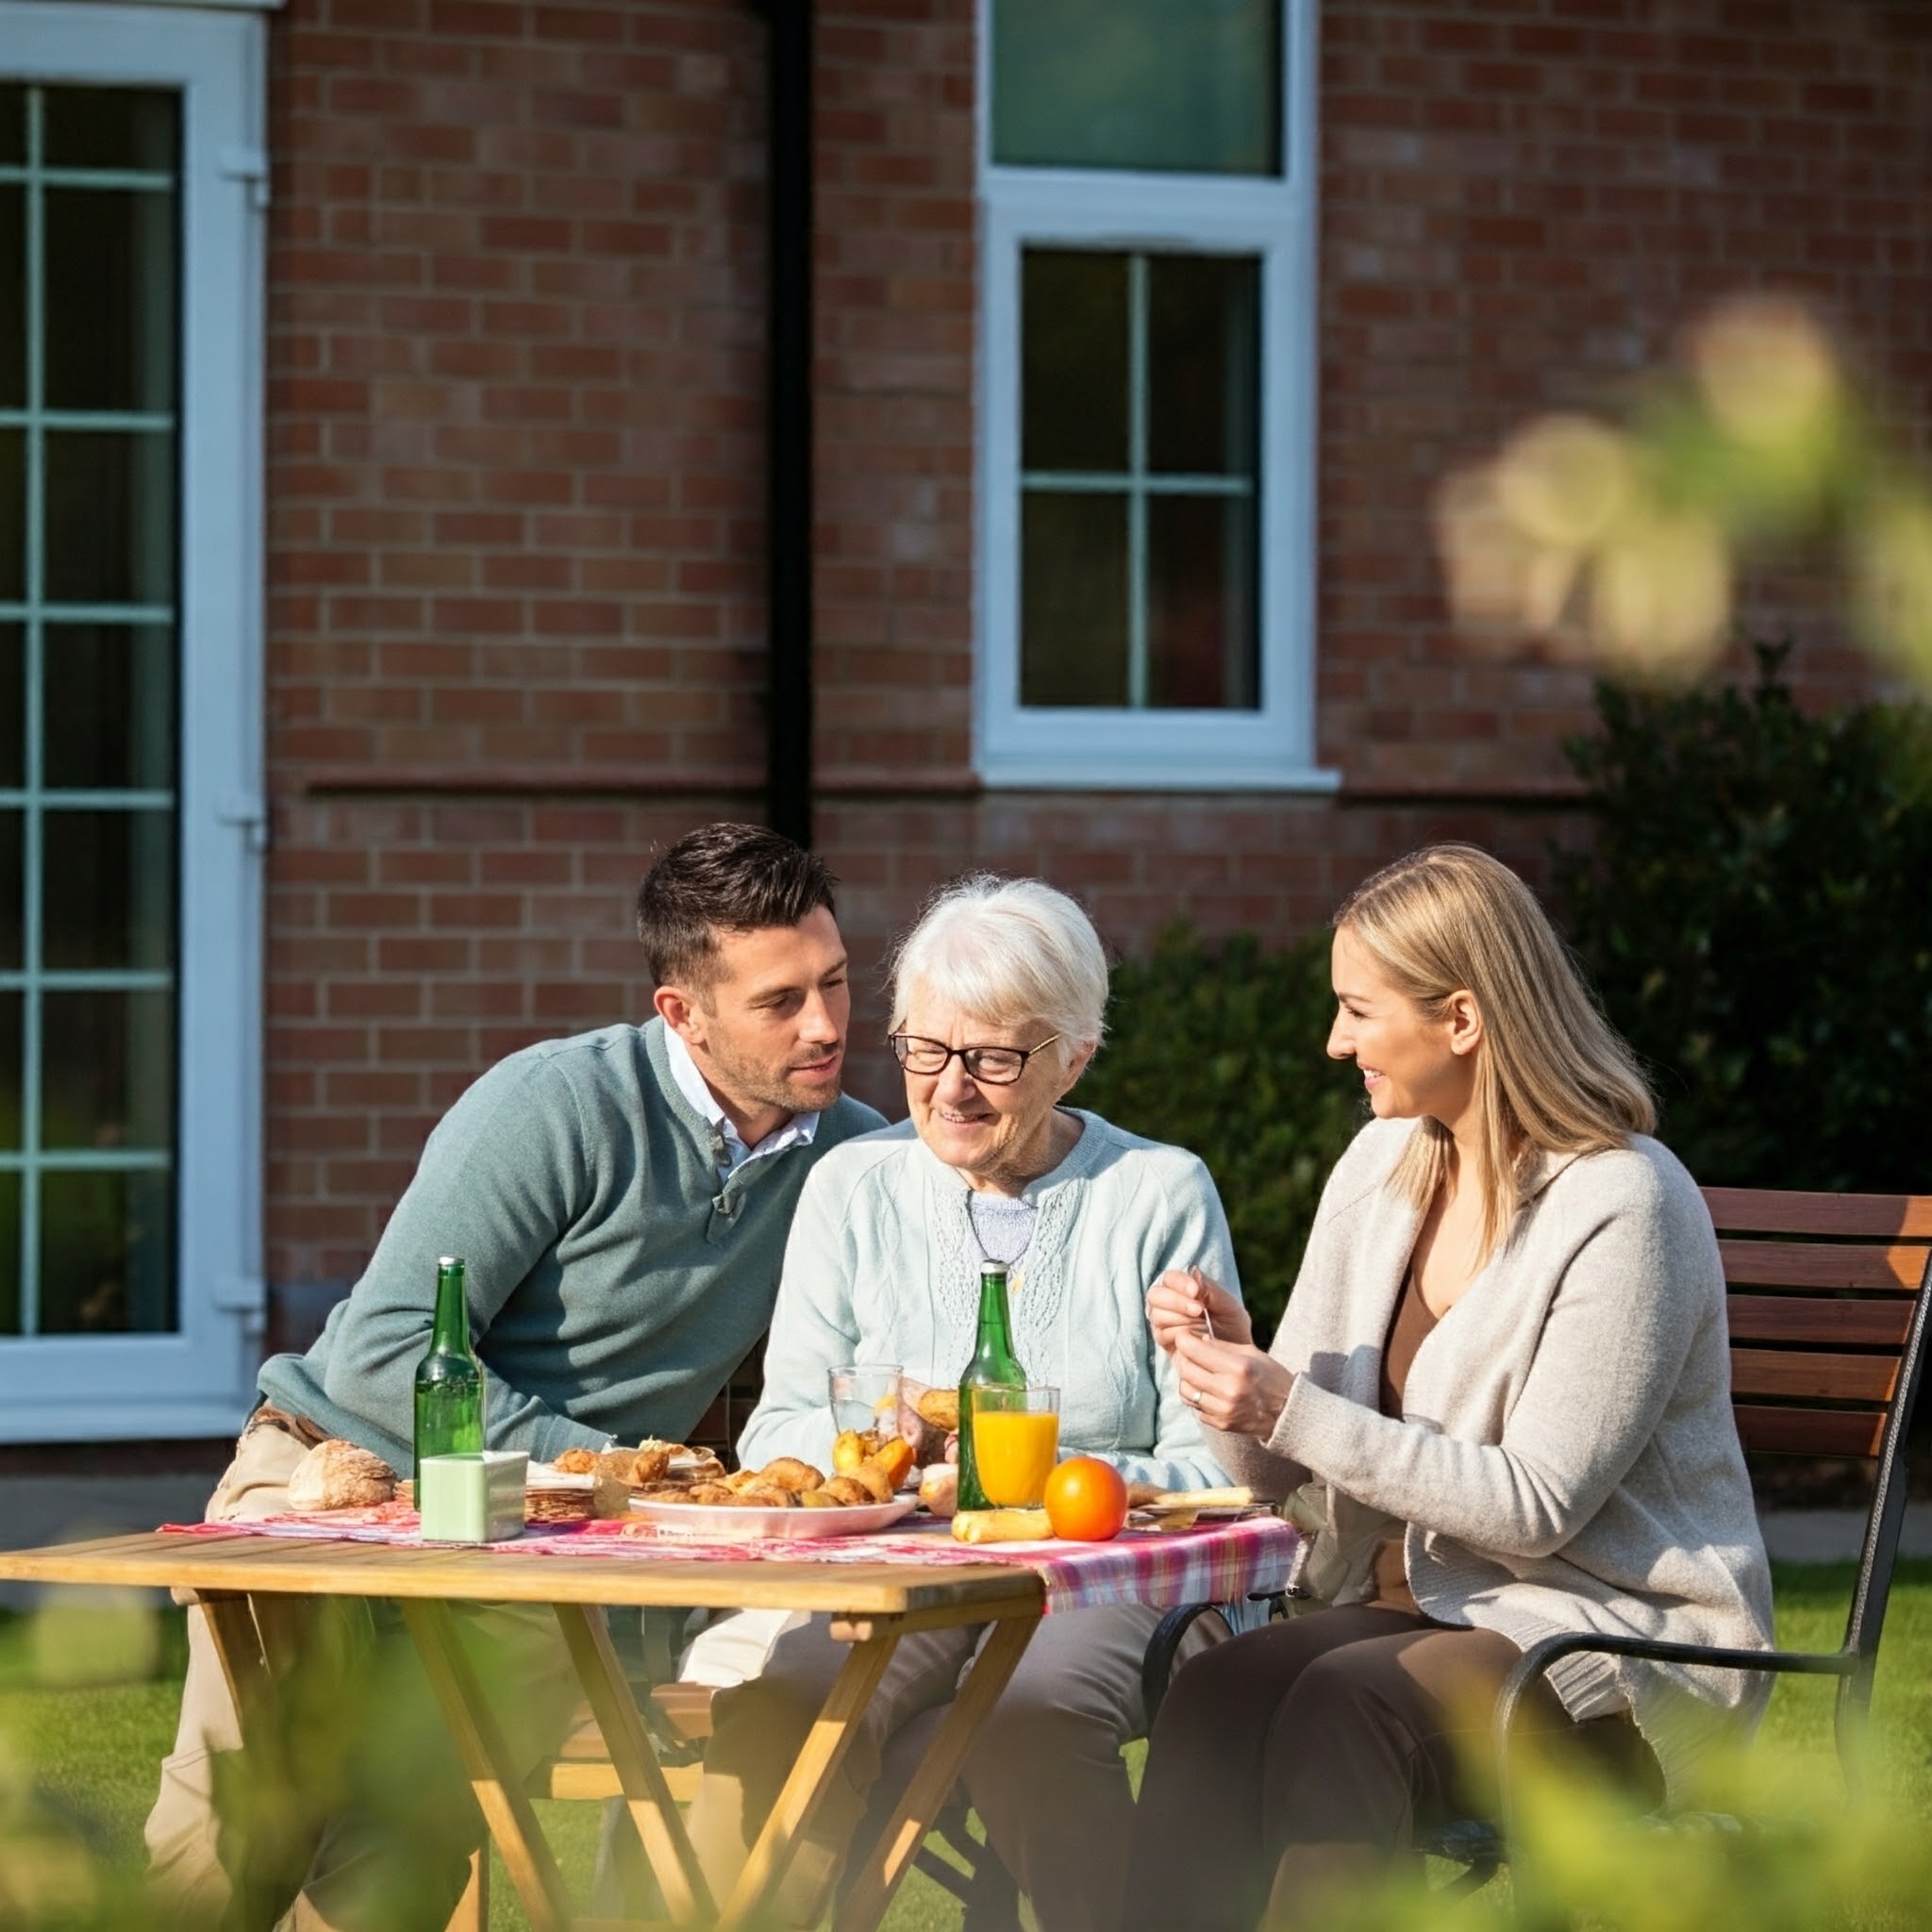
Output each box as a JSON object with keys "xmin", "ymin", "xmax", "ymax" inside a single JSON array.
[{"xmin": 146, "ymin": 823, "xmax": 888, "ymax": 1931}]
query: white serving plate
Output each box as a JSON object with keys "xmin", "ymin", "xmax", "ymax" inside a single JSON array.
[{"xmin": 626, "ymin": 1495, "xmax": 918, "ymax": 1541}]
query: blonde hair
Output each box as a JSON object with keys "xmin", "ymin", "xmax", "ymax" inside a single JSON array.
[
  {"xmin": 1334, "ymin": 844, "xmax": 1655, "ymax": 1260},
  {"xmin": 889, "ymin": 874, "xmax": 1108, "ymax": 1062}
]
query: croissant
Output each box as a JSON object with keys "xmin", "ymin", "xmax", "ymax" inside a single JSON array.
[
  {"xmin": 757, "ymin": 1457, "xmax": 824, "ymax": 1494},
  {"xmin": 844, "ymin": 1460, "xmax": 894, "ymax": 1505}
]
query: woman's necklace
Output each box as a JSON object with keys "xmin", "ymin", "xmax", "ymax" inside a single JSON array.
[{"xmin": 964, "ymin": 1187, "xmax": 1036, "ymax": 1296}]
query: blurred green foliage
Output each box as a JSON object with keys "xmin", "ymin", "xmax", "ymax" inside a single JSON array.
[
  {"xmin": 1557, "ymin": 651, "xmax": 1932, "ymax": 1192},
  {"xmin": 1076, "ymin": 925, "xmax": 1364, "ymax": 1333}
]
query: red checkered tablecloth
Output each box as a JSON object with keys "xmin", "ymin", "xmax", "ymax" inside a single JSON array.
[{"xmin": 161, "ymin": 1508, "xmax": 1299, "ymax": 1616}]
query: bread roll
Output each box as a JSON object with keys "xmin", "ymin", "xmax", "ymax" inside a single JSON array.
[
  {"xmin": 630, "ymin": 1442, "xmax": 674, "ymax": 1484},
  {"xmin": 820, "ymin": 1475, "xmax": 874, "ymax": 1506},
  {"xmin": 288, "ymin": 1440, "xmax": 396, "ymax": 1512}
]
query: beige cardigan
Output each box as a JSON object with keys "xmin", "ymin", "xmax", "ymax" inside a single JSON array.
[{"xmin": 1208, "ymin": 1118, "xmax": 1774, "ymax": 1797}]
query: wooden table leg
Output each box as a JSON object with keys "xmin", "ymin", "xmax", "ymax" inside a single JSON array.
[
  {"xmin": 711, "ymin": 1623, "xmax": 905, "ymax": 1932},
  {"xmin": 552, "ymin": 1603, "xmax": 714, "ymax": 1926},
  {"xmin": 831, "ymin": 1610, "xmax": 1041, "ymax": 1932},
  {"xmin": 198, "ymin": 1593, "xmax": 273, "ymax": 1750},
  {"xmin": 400, "ymin": 1598, "xmax": 576, "ymax": 1932}
]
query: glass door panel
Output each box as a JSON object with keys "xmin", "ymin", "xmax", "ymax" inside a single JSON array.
[{"xmin": 0, "ymin": 83, "xmax": 179, "ymax": 1341}]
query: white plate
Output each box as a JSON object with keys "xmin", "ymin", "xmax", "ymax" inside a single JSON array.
[{"xmin": 627, "ymin": 1495, "xmax": 919, "ymax": 1541}]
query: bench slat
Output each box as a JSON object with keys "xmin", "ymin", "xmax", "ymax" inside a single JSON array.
[
  {"xmin": 1704, "ymin": 1189, "xmax": 1932, "ymax": 1240},
  {"xmin": 1730, "ymin": 1349, "xmax": 1899, "ymax": 1403},
  {"xmin": 1717, "ymin": 1241, "xmax": 1928, "ymax": 1291},
  {"xmin": 1724, "ymin": 1295, "xmax": 1913, "ymax": 1348},
  {"xmin": 1734, "ymin": 1406, "xmax": 1889, "ymax": 1457}
]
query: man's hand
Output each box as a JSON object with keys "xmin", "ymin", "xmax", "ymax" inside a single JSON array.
[
  {"xmin": 1171, "ymin": 1329, "xmax": 1291, "ymax": 1439},
  {"xmin": 1145, "ymin": 1267, "xmax": 1253, "ymax": 1356}
]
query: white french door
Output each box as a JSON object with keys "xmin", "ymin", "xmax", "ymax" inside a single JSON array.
[{"xmin": 0, "ymin": 2, "xmax": 266, "ymax": 1439}]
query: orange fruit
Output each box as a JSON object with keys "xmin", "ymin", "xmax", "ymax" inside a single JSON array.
[{"xmin": 1042, "ymin": 1456, "xmax": 1129, "ymax": 1542}]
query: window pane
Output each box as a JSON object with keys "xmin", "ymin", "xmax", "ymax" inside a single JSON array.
[
  {"xmin": 1148, "ymin": 256, "xmax": 1259, "ymax": 477},
  {"xmin": 45, "ymin": 188, "xmax": 177, "ymax": 414},
  {"xmin": 0, "ymin": 811, "xmax": 18, "ymax": 972},
  {"xmin": 42, "ymin": 808, "xmax": 175, "ymax": 971},
  {"xmin": 0, "ymin": 185, "xmax": 23, "ymax": 410},
  {"xmin": 992, "ymin": 0, "xmax": 1281, "ymax": 175},
  {"xmin": 1147, "ymin": 493, "xmax": 1258, "ymax": 709},
  {"xmin": 42, "ymin": 987, "xmax": 174, "ymax": 1150},
  {"xmin": 0, "ymin": 1174, "xmax": 18, "ymax": 1335},
  {"xmin": 1022, "ymin": 251, "xmax": 1128, "ymax": 473},
  {"xmin": 0, "ymin": 991, "xmax": 20, "ymax": 1147},
  {"xmin": 41, "ymin": 88, "xmax": 178, "ymax": 173},
  {"xmin": 0, "ymin": 84, "xmax": 24, "ymax": 166},
  {"xmin": 0, "ymin": 427, "xmax": 22, "ymax": 601},
  {"xmin": 1020, "ymin": 491, "xmax": 1128, "ymax": 706},
  {"xmin": 39, "ymin": 1167, "xmax": 175, "ymax": 1334},
  {"xmin": 0, "ymin": 625, "xmax": 21, "ymax": 788},
  {"xmin": 42, "ymin": 428, "xmax": 175, "ymax": 605},
  {"xmin": 45, "ymin": 625, "xmax": 175, "ymax": 791}
]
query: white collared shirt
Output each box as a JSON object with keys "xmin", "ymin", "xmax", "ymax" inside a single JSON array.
[{"xmin": 662, "ymin": 1024, "xmax": 821, "ymax": 1183}]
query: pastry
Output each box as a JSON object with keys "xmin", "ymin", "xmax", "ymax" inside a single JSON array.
[
  {"xmin": 287, "ymin": 1440, "xmax": 397, "ymax": 1512},
  {"xmin": 914, "ymin": 1389, "xmax": 959, "ymax": 1433},
  {"xmin": 758, "ymin": 1457, "xmax": 824, "ymax": 1493},
  {"xmin": 844, "ymin": 1460, "xmax": 894, "ymax": 1504},
  {"xmin": 552, "ymin": 1448, "xmax": 599, "ymax": 1475}
]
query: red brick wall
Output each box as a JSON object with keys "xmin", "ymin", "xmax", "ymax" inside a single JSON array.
[{"xmin": 263, "ymin": 0, "xmax": 1932, "ymax": 1287}]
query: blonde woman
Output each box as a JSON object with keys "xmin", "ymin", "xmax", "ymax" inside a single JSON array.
[{"xmin": 1124, "ymin": 845, "xmax": 1774, "ymax": 1932}]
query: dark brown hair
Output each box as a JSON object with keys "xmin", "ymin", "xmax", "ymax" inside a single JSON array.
[{"xmin": 635, "ymin": 823, "xmax": 838, "ymax": 990}]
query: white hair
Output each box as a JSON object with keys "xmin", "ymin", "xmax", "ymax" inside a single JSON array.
[{"xmin": 889, "ymin": 874, "xmax": 1108, "ymax": 1058}]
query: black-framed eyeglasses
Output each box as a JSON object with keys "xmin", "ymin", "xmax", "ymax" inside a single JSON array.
[{"xmin": 888, "ymin": 1032, "xmax": 1061, "ymax": 1085}]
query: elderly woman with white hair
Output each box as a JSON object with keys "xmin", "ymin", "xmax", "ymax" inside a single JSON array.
[{"xmin": 680, "ymin": 873, "xmax": 1241, "ymax": 1932}]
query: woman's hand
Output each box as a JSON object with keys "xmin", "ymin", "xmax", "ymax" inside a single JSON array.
[
  {"xmin": 1171, "ymin": 1329, "xmax": 1292, "ymax": 1439},
  {"xmin": 1144, "ymin": 1267, "xmax": 1254, "ymax": 1356}
]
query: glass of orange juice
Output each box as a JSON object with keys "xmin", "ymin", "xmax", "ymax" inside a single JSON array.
[{"xmin": 972, "ymin": 1385, "xmax": 1060, "ymax": 1507}]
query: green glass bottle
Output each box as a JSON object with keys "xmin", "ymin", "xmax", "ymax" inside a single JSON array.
[
  {"xmin": 955, "ymin": 1259, "xmax": 1026, "ymax": 1513},
  {"xmin": 413, "ymin": 1255, "xmax": 484, "ymax": 1489}
]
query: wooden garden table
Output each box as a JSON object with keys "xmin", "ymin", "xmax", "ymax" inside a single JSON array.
[{"xmin": 0, "ymin": 1529, "xmax": 1046, "ymax": 1932}]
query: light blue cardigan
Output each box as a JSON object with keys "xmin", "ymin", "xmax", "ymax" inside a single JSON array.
[{"xmin": 739, "ymin": 1112, "xmax": 1239, "ymax": 1492}]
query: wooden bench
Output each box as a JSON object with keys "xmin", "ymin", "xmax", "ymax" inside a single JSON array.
[
  {"xmin": 1444, "ymin": 1185, "xmax": 1932, "ymax": 1885},
  {"xmin": 1135, "ymin": 1186, "xmax": 1932, "ymax": 1893}
]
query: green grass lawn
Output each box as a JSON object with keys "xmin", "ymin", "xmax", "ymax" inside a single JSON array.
[{"xmin": 3, "ymin": 1562, "xmax": 1929, "ymax": 1930}]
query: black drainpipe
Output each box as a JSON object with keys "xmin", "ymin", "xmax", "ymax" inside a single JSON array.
[{"xmin": 758, "ymin": 0, "xmax": 814, "ymax": 847}]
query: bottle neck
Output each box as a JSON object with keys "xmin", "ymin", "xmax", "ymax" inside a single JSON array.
[
  {"xmin": 429, "ymin": 1261, "xmax": 471, "ymax": 1356},
  {"xmin": 968, "ymin": 1266, "xmax": 1023, "ymax": 1383}
]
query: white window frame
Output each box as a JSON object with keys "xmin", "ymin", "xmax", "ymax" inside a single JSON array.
[
  {"xmin": 975, "ymin": 0, "xmax": 1333, "ymax": 792},
  {"xmin": 0, "ymin": 0, "xmax": 269, "ymax": 1440}
]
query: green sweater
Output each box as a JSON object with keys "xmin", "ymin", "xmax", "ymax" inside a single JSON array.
[{"xmin": 258, "ymin": 1020, "xmax": 886, "ymax": 1471}]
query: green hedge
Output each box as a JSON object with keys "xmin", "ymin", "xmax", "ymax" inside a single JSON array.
[
  {"xmin": 1557, "ymin": 652, "xmax": 1932, "ymax": 1193},
  {"xmin": 1074, "ymin": 926, "xmax": 1364, "ymax": 1334}
]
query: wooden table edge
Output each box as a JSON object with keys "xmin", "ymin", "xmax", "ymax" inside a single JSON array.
[{"xmin": 0, "ymin": 1532, "xmax": 1047, "ymax": 1618}]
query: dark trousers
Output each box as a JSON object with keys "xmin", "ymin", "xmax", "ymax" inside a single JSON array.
[{"xmin": 1122, "ymin": 1606, "xmax": 1663, "ymax": 1932}]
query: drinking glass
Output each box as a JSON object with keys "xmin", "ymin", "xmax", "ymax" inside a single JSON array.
[
  {"xmin": 971, "ymin": 1385, "xmax": 1060, "ymax": 1507},
  {"xmin": 828, "ymin": 1363, "xmax": 903, "ymax": 1437}
]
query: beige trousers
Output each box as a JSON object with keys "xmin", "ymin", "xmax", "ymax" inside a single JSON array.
[
  {"xmin": 683, "ymin": 1602, "xmax": 1198, "ymax": 1932},
  {"xmin": 143, "ymin": 1412, "xmax": 578, "ymax": 1932}
]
